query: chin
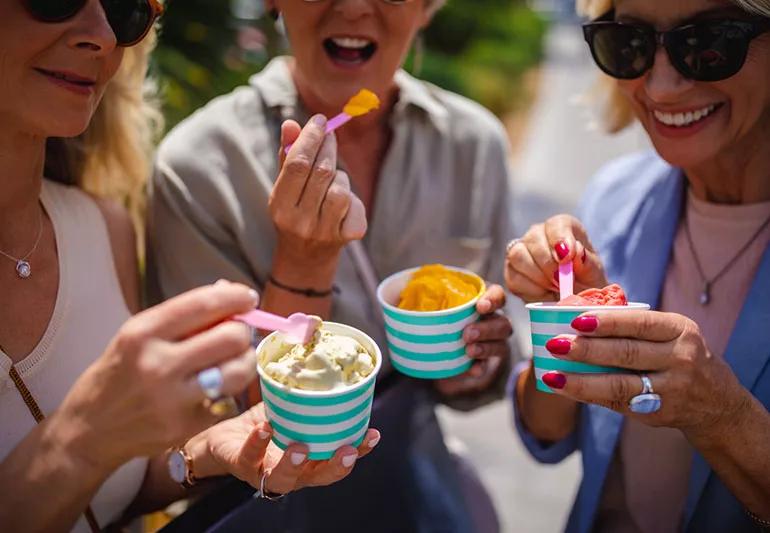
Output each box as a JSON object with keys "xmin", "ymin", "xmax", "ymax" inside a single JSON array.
[{"xmin": 648, "ymin": 139, "xmax": 717, "ymax": 170}]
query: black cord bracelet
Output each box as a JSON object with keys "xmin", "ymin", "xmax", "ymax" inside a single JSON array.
[{"xmin": 268, "ymin": 275, "xmax": 338, "ymax": 298}]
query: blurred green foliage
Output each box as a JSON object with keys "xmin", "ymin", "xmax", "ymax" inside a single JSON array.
[{"xmin": 154, "ymin": 0, "xmax": 547, "ymax": 130}]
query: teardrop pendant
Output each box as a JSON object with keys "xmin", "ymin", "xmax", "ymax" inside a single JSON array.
[
  {"xmin": 16, "ymin": 260, "xmax": 31, "ymax": 279},
  {"xmin": 700, "ymin": 282, "xmax": 711, "ymax": 306}
]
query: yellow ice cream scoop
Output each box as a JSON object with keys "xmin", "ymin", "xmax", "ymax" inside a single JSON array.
[
  {"xmin": 343, "ymin": 89, "xmax": 380, "ymax": 117},
  {"xmin": 398, "ymin": 264, "xmax": 482, "ymax": 312}
]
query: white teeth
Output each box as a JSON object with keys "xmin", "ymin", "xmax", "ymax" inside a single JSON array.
[
  {"xmin": 331, "ymin": 37, "xmax": 372, "ymax": 49},
  {"xmin": 653, "ymin": 105, "xmax": 717, "ymax": 127}
]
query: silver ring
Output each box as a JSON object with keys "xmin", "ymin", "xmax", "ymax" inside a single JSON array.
[
  {"xmin": 197, "ymin": 367, "xmax": 224, "ymax": 400},
  {"xmin": 506, "ymin": 238, "xmax": 522, "ymax": 254},
  {"xmin": 629, "ymin": 373, "xmax": 662, "ymax": 414},
  {"xmin": 253, "ymin": 468, "xmax": 286, "ymax": 501}
]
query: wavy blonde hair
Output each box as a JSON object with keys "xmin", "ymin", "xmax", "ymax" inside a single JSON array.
[
  {"xmin": 579, "ymin": 0, "xmax": 770, "ymax": 132},
  {"xmin": 45, "ymin": 28, "xmax": 163, "ymax": 234}
]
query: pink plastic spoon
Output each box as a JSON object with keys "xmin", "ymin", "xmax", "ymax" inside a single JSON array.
[
  {"xmin": 558, "ymin": 261, "xmax": 574, "ymax": 301},
  {"xmin": 233, "ymin": 309, "xmax": 322, "ymax": 344}
]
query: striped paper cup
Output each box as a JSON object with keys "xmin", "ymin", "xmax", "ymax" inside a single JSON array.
[
  {"xmin": 376, "ymin": 267, "xmax": 485, "ymax": 380},
  {"xmin": 255, "ymin": 322, "xmax": 382, "ymax": 460},
  {"xmin": 527, "ymin": 302, "xmax": 650, "ymax": 393}
]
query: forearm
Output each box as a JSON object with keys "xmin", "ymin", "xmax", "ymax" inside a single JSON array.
[
  {"xmin": 517, "ymin": 362, "xmax": 579, "ymax": 442},
  {"xmin": 0, "ymin": 414, "xmax": 112, "ymax": 532},
  {"xmin": 687, "ymin": 392, "xmax": 770, "ymax": 519}
]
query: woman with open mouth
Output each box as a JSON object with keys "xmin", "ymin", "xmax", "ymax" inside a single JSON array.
[
  {"xmin": 148, "ymin": 0, "xmax": 515, "ymax": 532},
  {"xmin": 506, "ymin": 0, "xmax": 770, "ymax": 531}
]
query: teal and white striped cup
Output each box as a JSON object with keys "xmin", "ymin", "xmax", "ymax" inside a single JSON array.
[
  {"xmin": 376, "ymin": 266, "xmax": 485, "ymax": 380},
  {"xmin": 526, "ymin": 302, "xmax": 650, "ymax": 393},
  {"xmin": 255, "ymin": 322, "xmax": 382, "ymax": 460}
]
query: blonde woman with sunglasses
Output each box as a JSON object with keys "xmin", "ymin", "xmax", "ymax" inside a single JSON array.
[
  {"xmin": 0, "ymin": 2, "xmax": 374, "ymax": 531},
  {"xmin": 506, "ymin": 0, "xmax": 770, "ymax": 531}
]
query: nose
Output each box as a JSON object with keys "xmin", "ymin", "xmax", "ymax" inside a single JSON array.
[
  {"xmin": 332, "ymin": 0, "xmax": 376, "ymax": 20},
  {"xmin": 644, "ymin": 46, "xmax": 696, "ymax": 102},
  {"xmin": 65, "ymin": 0, "xmax": 118, "ymax": 54}
]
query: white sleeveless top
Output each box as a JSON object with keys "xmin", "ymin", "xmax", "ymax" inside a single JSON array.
[{"xmin": 0, "ymin": 180, "xmax": 147, "ymax": 531}]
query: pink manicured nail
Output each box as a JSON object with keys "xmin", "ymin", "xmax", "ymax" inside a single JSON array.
[
  {"xmin": 542, "ymin": 372, "xmax": 566, "ymax": 390},
  {"xmin": 312, "ymin": 114, "xmax": 327, "ymax": 126},
  {"xmin": 367, "ymin": 435, "xmax": 381, "ymax": 448},
  {"xmin": 572, "ymin": 316, "xmax": 598, "ymax": 333},
  {"xmin": 545, "ymin": 338, "xmax": 572, "ymax": 356},
  {"xmin": 290, "ymin": 452, "xmax": 306, "ymax": 466},
  {"xmin": 342, "ymin": 454, "xmax": 357, "ymax": 468}
]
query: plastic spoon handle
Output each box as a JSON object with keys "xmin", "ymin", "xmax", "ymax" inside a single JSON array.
[
  {"xmin": 559, "ymin": 262, "xmax": 574, "ymax": 301},
  {"xmin": 283, "ymin": 112, "xmax": 352, "ymax": 154},
  {"xmin": 233, "ymin": 309, "xmax": 291, "ymax": 332}
]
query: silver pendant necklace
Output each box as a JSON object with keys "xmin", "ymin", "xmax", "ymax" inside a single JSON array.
[
  {"xmin": 684, "ymin": 208, "xmax": 770, "ymax": 306},
  {"xmin": 0, "ymin": 207, "xmax": 43, "ymax": 280}
]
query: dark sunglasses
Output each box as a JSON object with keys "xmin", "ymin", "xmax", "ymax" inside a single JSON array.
[
  {"xmin": 23, "ymin": 0, "xmax": 164, "ymax": 47},
  {"xmin": 583, "ymin": 11, "xmax": 770, "ymax": 82}
]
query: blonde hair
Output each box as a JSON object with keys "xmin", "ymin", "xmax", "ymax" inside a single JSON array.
[
  {"xmin": 579, "ymin": 0, "xmax": 770, "ymax": 132},
  {"xmin": 46, "ymin": 28, "xmax": 163, "ymax": 234},
  {"xmin": 426, "ymin": 0, "xmax": 447, "ymax": 17}
]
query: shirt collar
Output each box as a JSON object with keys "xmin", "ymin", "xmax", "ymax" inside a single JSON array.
[{"xmin": 250, "ymin": 56, "xmax": 450, "ymax": 132}]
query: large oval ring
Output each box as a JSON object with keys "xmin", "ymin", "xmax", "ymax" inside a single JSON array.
[
  {"xmin": 197, "ymin": 367, "xmax": 224, "ymax": 400},
  {"xmin": 629, "ymin": 373, "xmax": 662, "ymax": 414},
  {"xmin": 506, "ymin": 238, "xmax": 522, "ymax": 255}
]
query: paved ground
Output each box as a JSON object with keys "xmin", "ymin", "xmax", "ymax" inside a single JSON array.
[{"xmin": 435, "ymin": 22, "xmax": 650, "ymax": 533}]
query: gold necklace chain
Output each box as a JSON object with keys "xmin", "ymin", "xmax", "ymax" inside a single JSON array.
[{"xmin": 0, "ymin": 205, "xmax": 43, "ymax": 279}]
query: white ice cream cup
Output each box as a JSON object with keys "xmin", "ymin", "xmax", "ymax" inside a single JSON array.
[{"xmin": 256, "ymin": 322, "xmax": 382, "ymax": 460}]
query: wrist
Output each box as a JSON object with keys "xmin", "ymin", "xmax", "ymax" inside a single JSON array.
[
  {"xmin": 184, "ymin": 430, "xmax": 225, "ymax": 480},
  {"xmin": 271, "ymin": 245, "xmax": 340, "ymax": 290},
  {"xmin": 686, "ymin": 383, "xmax": 756, "ymax": 451},
  {"xmin": 43, "ymin": 411, "xmax": 116, "ymax": 482}
]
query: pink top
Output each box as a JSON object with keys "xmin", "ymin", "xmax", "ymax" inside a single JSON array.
[{"xmin": 596, "ymin": 190, "xmax": 770, "ymax": 533}]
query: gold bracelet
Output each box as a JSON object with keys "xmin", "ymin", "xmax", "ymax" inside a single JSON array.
[{"xmin": 747, "ymin": 509, "xmax": 770, "ymax": 531}]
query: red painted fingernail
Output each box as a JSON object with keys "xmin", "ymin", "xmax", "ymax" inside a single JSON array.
[
  {"xmin": 553, "ymin": 270, "xmax": 559, "ymax": 283},
  {"xmin": 555, "ymin": 241, "xmax": 570, "ymax": 260},
  {"xmin": 572, "ymin": 316, "xmax": 598, "ymax": 333},
  {"xmin": 542, "ymin": 371, "xmax": 566, "ymax": 390},
  {"xmin": 545, "ymin": 337, "xmax": 572, "ymax": 355},
  {"xmin": 582, "ymin": 249, "xmax": 587, "ymax": 263}
]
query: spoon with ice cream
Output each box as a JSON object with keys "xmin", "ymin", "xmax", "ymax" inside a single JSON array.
[
  {"xmin": 284, "ymin": 89, "xmax": 380, "ymax": 153},
  {"xmin": 233, "ymin": 309, "xmax": 322, "ymax": 345}
]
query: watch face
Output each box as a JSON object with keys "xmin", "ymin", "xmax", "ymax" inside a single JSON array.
[{"xmin": 168, "ymin": 451, "xmax": 187, "ymax": 484}]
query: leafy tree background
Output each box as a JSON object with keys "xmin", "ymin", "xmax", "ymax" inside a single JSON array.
[{"xmin": 155, "ymin": 0, "xmax": 547, "ymax": 130}]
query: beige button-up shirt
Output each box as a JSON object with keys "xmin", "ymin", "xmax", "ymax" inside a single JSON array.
[{"xmin": 147, "ymin": 57, "xmax": 514, "ymax": 356}]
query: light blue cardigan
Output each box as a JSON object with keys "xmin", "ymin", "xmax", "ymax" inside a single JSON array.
[{"xmin": 511, "ymin": 151, "xmax": 770, "ymax": 533}]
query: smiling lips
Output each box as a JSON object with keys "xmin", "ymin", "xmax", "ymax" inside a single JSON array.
[
  {"xmin": 652, "ymin": 103, "xmax": 722, "ymax": 128},
  {"xmin": 35, "ymin": 68, "xmax": 96, "ymax": 94},
  {"xmin": 323, "ymin": 36, "xmax": 377, "ymax": 65}
]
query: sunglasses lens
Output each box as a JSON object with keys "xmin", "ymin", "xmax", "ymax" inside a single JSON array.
[
  {"xmin": 101, "ymin": 0, "xmax": 154, "ymax": 46},
  {"xmin": 24, "ymin": 0, "xmax": 86, "ymax": 22},
  {"xmin": 588, "ymin": 24, "xmax": 653, "ymax": 79},
  {"xmin": 667, "ymin": 21, "xmax": 751, "ymax": 81}
]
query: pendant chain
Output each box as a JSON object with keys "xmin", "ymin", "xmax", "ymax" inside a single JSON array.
[
  {"xmin": 684, "ymin": 209, "xmax": 770, "ymax": 305},
  {"xmin": 0, "ymin": 206, "xmax": 43, "ymax": 279}
]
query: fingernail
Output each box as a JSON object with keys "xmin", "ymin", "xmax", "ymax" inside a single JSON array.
[
  {"xmin": 290, "ymin": 452, "xmax": 306, "ymax": 466},
  {"xmin": 542, "ymin": 371, "xmax": 566, "ymax": 390},
  {"xmin": 466, "ymin": 328, "xmax": 480, "ymax": 342},
  {"xmin": 581, "ymin": 249, "xmax": 587, "ymax": 263},
  {"xmin": 553, "ymin": 270, "xmax": 559, "ymax": 283},
  {"xmin": 249, "ymin": 289, "xmax": 260, "ymax": 304},
  {"xmin": 555, "ymin": 241, "xmax": 570, "ymax": 261},
  {"xmin": 572, "ymin": 316, "xmax": 598, "ymax": 333},
  {"xmin": 342, "ymin": 454, "xmax": 357, "ymax": 468},
  {"xmin": 258, "ymin": 429, "xmax": 270, "ymax": 440},
  {"xmin": 545, "ymin": 337, "xmax": 572, "ymax": 356},
  {"xmin": 367, "ymin": 435, "xmax": 381, "ymax": 448},
  {"xmin": 215, "ymin": 279, "xmax": 228, "ymax": 286},
  {"xmin": 469, "ymin": 364, "xmax": 484, "ymax": 377},
  {"xmin": 312, "ymin": 114, "xmax": 327, "ymax": 126},
  {"xmin": 467, "ymin": 345, "xmax": 482, "ymax": 357},
  {"xmin": 478, "ymin": 300, "xmax": 491, "ymax": 313}
]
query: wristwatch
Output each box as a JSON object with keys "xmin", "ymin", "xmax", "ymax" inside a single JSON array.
[{"xmin": 168, "ymin": 446, "xmax": 197, "ymax": 488}]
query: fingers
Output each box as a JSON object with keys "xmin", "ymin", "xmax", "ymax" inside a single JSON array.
[
  {"xmin": 434, "ymin": 357, "xmax": 503, "ymax": 397},
  {"xmin": 547, "ymin": 371, "xmax": 669, "ymax": 415},
  {"xmin": 263, "ymin": 443, "xmax": 309, "ymax": 495},
  {"xmin": 463, "ymin": 314, "xmax": 512, "ymax": 345},
  {"xmin": 355, "ymin": 429, "xmax": 381, "ymax": 460},
  {"xmin": 298, "ymin": 133, "xmax": 338, "ymax": 215},
  {"xmin": 278, "ymin": 120, "xmax": 302, "ymax": 166},
  {"xmin": 545, "ymin": 334, "xmax": 672, "ymax": 371},
  {"xmin": 216, "ymin": 348, "xmax": 259, "ymax": 396},
  {"xmin": 505, "ymin": 237, "xmax": 555, "ymax": 301},
  {"xmin": 477, "ymin": 284, "xmax": 506, "ymax": 314},
  {"xmin": 340, "ymin": 193, "xmax": 367, "ymax": 241},
  {"xmin": 297, "ymin": 430, "xmax": 381, "ymax": 488},
  {"xmin": 523, "ymin": 223, "xmax": 557, "ymax": 281},
  {"xmin": 574, "ymin": 310, "xmax": 686, "ymax": 342},
  {"xmin": 171, "ymin": 321, "xmax": 252, "ymax": 375},
  {"xmin": 466, "ymin": 341, "xmax": 510, "ymax": 361},
  {"xmin": 240, "ymin": 422, "xmax": 273, "ymax": 472},
  {"xmin": 543, "ymin": 215, "xmax": 590, "ymax": 264},
  {"xmin": 132, "ymin": 282, "xmax": 259, "ymax": 342},
  {"xmin": 274, "ymin": 115, "xmax": 328, "ymax": 205},
  {"xmin": 318, "ymin": 171, "xmax": 352, "ymax": 238}
]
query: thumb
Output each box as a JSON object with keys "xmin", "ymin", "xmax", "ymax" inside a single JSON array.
[
  {"xmin": 279, "ymin": 120, "xmax": 302, "ymax": 166},
  {"xmin": 240, "ymin": 422, "xmax": 272, "ymax": 468},
  {"xmin": 340, "ymin": 193, "xmax": 367, "ymax": 241}
]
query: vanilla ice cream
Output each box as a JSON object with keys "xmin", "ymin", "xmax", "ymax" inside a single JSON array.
[{"xmin": 261, "ymin": 328, "xmax": 376, "ymax": 391}]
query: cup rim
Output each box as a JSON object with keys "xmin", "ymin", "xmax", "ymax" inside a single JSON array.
[
  {"xmin": 255, "ymin": 321, "xmax": 382, "ymax": 399},
  {"xmin": 376, "ymin": 265, "xmax": 486, "ymax": 318},
  {"xmin": 526, "ymin": 302, "xmax": 651, "ymax": 311}
]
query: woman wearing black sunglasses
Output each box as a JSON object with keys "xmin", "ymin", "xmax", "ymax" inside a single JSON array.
[
  {"xmin": 148, "ymin": 0, "xmax": 515, "ymax": 532},
  {"xmin": 506, "ymin": 0, "xmax": 770, "ymax": 531},
  {"xmin": 0, "ymin": 2, "xmax": 374, "ymax": 531}
]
